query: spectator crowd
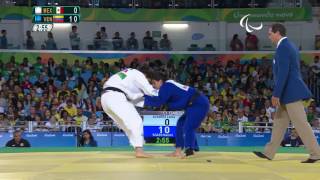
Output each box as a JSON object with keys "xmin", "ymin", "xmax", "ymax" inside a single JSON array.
[
  {"xmin": 0, "ymin": 54, "xmax": 318, "ymax": 134},
  {"xmin": 0, "ymin": 27, "xmax": 173, "ymax": 51},
  {"xmin": 3, "ymin": 26, "xmax": 320, "ymax": 51}
]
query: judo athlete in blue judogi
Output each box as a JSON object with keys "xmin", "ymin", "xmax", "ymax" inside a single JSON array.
[{"xmin": 144, "ymin": 72, "xmax": 209, "ymax": 157}]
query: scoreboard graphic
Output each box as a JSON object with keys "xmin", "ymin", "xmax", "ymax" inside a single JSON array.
[
  {"xmin": 32, "ymin": 6, "xmax": 80, "ymax": 32},
  {"xmin": 142, "ymin": 111, "xmax": 183, "ymax": 144}
]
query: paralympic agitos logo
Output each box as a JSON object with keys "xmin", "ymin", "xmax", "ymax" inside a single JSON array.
[{"xmin": 239, "ymin": 14, "xmax": 263, "ymax": 33}]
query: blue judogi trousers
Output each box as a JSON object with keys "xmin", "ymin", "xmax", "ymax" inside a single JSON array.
[{"xmin": 175, "ymin": 94, "xmax": 209, "ymax": 150}]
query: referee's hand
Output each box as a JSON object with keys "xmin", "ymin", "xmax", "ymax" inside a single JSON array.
[{"xmin": 271, "ymin": 96, "xmax": 280, "ymax": 107}]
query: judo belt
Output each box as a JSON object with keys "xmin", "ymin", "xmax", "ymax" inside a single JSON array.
[
  {"xmin": 103, "ymin": 87, "xmax": 129, "ymax": 100},
  {"xmin": 187, "ymin": 91, "xmax": 201, "ymax": 107}
]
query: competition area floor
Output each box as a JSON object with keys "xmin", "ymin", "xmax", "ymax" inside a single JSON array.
[{"xmin": 0, "ymin": 146, "xmax": 319, "ymax": 180}]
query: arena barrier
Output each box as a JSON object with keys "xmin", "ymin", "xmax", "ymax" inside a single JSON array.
[{"xmin": 1, "ymin": 132, "xmax": 320, "ymax": 147}]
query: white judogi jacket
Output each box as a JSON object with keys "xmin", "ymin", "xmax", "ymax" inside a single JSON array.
[{"xmin": 103, "ymin": 68, "xmax": 157, "ymax": 107}]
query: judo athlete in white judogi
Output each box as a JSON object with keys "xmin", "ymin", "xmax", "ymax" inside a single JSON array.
[{"xmin": 101, "ymin": 68, "xmax": 156, "ymax": 158}]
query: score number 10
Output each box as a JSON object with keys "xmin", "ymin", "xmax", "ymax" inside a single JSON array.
[
  {"xmin": 158, "ymin": 119, "xmax": 170, "ymax": 134},
  {"xmin": 67, "ymin": 15, "xmax": 80, "ymax": 23}
]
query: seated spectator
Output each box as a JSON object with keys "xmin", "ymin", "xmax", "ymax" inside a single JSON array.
[
  {"xmin": 93, "ymin": 31, "xmax": 102, "ymax": 50},
  {"xmin": 315, "ymin": 35, "xmax": 320, "ymax": 50},
  {"xmin": 310, "ymin": 56, "xmax": 320, "ymax": 75},
  {"xmin": 57, "ymin": 110, "xmax": 68, "ymax": 123},
  {"xmin": 78, "ymin": 129, "xmax": 97, "ymax": 147},
  {"xmin": 25, "ymin": 31, "xmax": 35, "ymax": 50},
  {"xmin": 69, "ymin": 25, "xmax": 80, "ymax": 50},
  {"xmin": 59, "ymin": 109, "xmax": 82, "ymax": 132},
  {"xmin": 63, "ymin": 99, "xmax": 77, "ymax": 117},
  {"xmin": 86, "ymin": 113, "xmax": 102, "ymax": 132},
  {"xmin": 126, "ymin": 32, "xmax": 138, "ymax": 50},
  {"xmin": 100, "ymin": 27, "xmax": 107, "ymax": 40},
  {"xmin": 45, "ymin": 116, "xmax": 59, "ymax": 131},
  {"xmin": 159, "ymin": 34, "xmax": 172, "ymax": 50},
  {"xmin": 112, "ymin": 32, "xmax": 124, "ymax": 50},
  {"xmin": 221, "ymin": 109, "xmax": 233, "ymax": 132},
  {"xmin": 143, "ymin": 31, "xmax": 153, "ymax": 50},
  {"xmin": 203, "ymin": 44, "xmax": 215, "ymax": 51},
  {"xmin": 94, "ymin": 97, "xmax": 103, "ymax": 112},
  {"xmin": 88, "ymin": 72, "xmax": 101, "ymax": 84},
  {"xmin": 47, "ymin": 58, "xmax": 56, "ymax": 77},
  {"xmin": 100, "ymin": 72, "xmax": 110, "ymax": 87},
  {"xmin": 255, "ymin": 114, "xmax": 269, "ymax": 133},
  {"xmin": 75, "ymin": 77, "xmax": 89, "ymax": 101},
  {"xmin": 237, "ymin": 109, "xmax": 248, "ymax": 126},
  {"xmin": 200, "ymin": 117, "xmax": 213, "ymax": 133},
  {"xmin": 152, "ymin": 40, "xmax": 158, "ymax": 50},
  {"xmin": 44, "ymin": 32, "xmax": 57, "ymax": 50},
  {"xmin": 245, "ymin": 105, "xmax": 256, "ymax": 122},
  {"xmin": 57, "ymin": 82, "xmax": 70, "ymax": 99},
  {"xmin": 0, "ymin": 112, "xmax": 8, "ymax": 131},
  {"xmin": 35, "ymin": 75, "xmax": 47, "ymax": 91},
  {"xmin": 245, "ymin": 32, "xmax": 258, "ymax": 51},
  {"xmin": 6, "ymin": 130, "xmax": 31, "ymax": 147},
  {"xmin": 25, "ymin": 106, "xmax": 38, "ymax": 121},
  {"xmin": 212, "ymin": 113, "xmax": 223, "ymax": 133},
  {"xmin": 281, "ymin": 128, "xmax": 303, "ymax": 147},
  {"xmin": 230, "ymin": 115, "xmax": 238, "ymax": 129},
  {"xmin": 99, "ymin": 27, "xmax": 110, "ymax": 50},
  {"xmin": 230, "ymin": 34, "xmax": 243, "ymax": 51},
  {"xmin": 74, "ymin": 108, "xmax": 88, "ymax": 127},
  {"xmin": 87, "ymin": 79, "xmax": 100, "ymax": 99},
  {"xmin": 211, "ymin": 101, "xmax": 219, "ymax": 113},
  {"xmin": 312, "ymin": 117, "xmax": 320, "ymax": 129},
  {"xmin": 0, "ymin": 29, "xmax": 7, "ymax": 49},
  {"xmin": 307, "ymin": 106, "xmax": 317, "ymax": 125},
  {"xmin": 265, "ymin": 100, "xmax": 275, "ymax": 122},
  {"xmin": 33, "ymin": 114, "xmax": 45, "ymax": 131}
]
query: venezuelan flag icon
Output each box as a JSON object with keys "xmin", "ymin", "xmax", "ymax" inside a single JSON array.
[{"xmin": 53, "ymin": 16, "xmax": 64, "ymax": 23}]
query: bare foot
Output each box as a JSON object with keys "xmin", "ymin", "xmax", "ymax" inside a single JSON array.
[
  {"xmin": 135, "ymin": 152, "xmax": 153, "ymax": 158},
  {"xmin": 165, "ymin": 148, "xmax": 184, "ymax": 158},
  {"xmin": 180, "ymin": 154, "xmax": 187, "ymax": 159},
  {"xmin": 165, "ymin": 151, "xmax": 183, "ymax": 157},
  {"xmin": 135, "ymin": 147, "xmax": 153, "ymax": 158}
]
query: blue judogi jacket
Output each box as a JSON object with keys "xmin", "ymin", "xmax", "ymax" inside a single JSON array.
[{"xmin": 144, "ymin": 80, "xmax": 196, "ymax": 110}]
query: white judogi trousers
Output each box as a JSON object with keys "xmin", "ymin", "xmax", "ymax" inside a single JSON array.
[{"xmin": 101, "ymin": 91, "xmax": 144, "ymax": 147}]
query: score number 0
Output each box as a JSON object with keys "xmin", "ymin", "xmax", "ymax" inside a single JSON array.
[{"xmin": 73, "ymin": 7, "xmax": 78, "ymax": 13}]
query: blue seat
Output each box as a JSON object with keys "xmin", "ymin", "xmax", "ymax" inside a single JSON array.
[
  {"xmin": 96, "ymin": 111, "xmax": 104, "ymax": 118},
  {"xmin": 188, "ymin": 44, "xmax": 200, "ymax": 51},
  {"xmin": 67, "ymin": 80, "xmax": 77, "ymax": 89},
  {"xmin": 83, "ymin": 111, "xmax": 92, "ymax": 118},
  {"xmin": 54, "ymin": 80, "xmax": 62, "ymax": 89},
  {"xmin": 43, "ymin": 76, "xmax": 49, "ymax": 82},
  {"xmin": 24, "ymin": 89, "xmax": 30, "ymax": 94},
  {"xmin": 29, "ymin": 76, "xmax": 38, "ymax": 85},
  {"xmin": 81, "ymin": 71, "xmax": 92, "ymax": 83},
  {"xmin": 97, "ymin": 72, "xmax": 104, "ymax": 80}
]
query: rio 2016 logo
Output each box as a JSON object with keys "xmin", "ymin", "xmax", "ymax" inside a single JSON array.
[{"xmin": 240, "ymin": 14, "xmax": 263, "ymax": 33}]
